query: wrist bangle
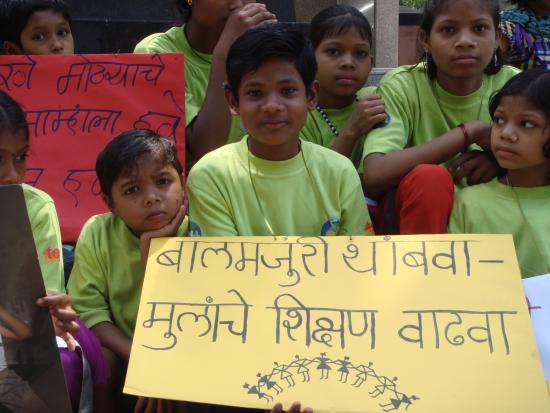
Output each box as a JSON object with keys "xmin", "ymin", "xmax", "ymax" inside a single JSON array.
[{"xmin": 457, "ymin": 123, "xmax": 469, "ymax": 153}]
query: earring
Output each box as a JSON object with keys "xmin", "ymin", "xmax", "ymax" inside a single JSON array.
[{"xmin": 188, "ymin": 0, "xmax": 192, "ymax": 5}]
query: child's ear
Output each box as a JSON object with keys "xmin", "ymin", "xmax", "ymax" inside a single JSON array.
[
  {"xmin": 2, "ymin": 41, "xmax": 23, "ymax": 55},
  {"xmin": 419, "ymin": 29, "xmax": 430, "ymax": 53},
  {"xmin": 101, "ymin": 193, "xmax": 114, "ymax": 211},
  {"xmin": 307, "ymin": 80, "xmax": 320, "ymax": 111},
  {"xmin": 224, "ymin": 88, "xmax": 240, "ymax": 116}
]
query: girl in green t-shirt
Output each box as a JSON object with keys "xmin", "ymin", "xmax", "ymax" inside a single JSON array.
[
  {"xmin": 302, "ymin": 5, "xmax": 386, "ymax": 170},
  {"xmin": 363, "ymin": 0, "xmax": 515, "ymax": 235}
]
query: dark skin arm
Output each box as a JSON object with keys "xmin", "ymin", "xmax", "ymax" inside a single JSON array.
[
  {"xmin": 363, "ymin": 120, "xmax": 494, "ymax": 199},
  {"xmin": 0, "ymin": 305, "xmax": 32, "ymax": 340}
]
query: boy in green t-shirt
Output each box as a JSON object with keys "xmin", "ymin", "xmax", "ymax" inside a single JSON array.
[{"xmin": 188, "ymin": 24, "xmax": 372, "ymax": 237}]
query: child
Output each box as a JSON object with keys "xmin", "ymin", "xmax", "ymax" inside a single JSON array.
[
  {"xmin": 500, "ymin": 0, "xmax": 550, "ymax": 70},
  {"xmin": 0, "ymin": 0, "xmax": 74, "ymax": 55},
  {"xmin": 134, "ymin": 0, "xmax": 277, "ymax": 168},
  {"xmin": 449, "ymin": 69, "xmax": 550, "ymax": 278},
  {"xmin": 187, "ymin": 24, "xmax": 371, "ymax": 237},
  {"xmin": 67, "ymin": 129, "xmax": 188, "ymax": 412},
  {"xmin": 362, "ymin": 0, "xmax": 520, "ymax": 235},
  {"xmin": 0, "ymin": 89, "xmax": 108, "ymax": 412},
  {"xmin": 301, "ymin": 4, "xmax": 385, "ymax": 170}
]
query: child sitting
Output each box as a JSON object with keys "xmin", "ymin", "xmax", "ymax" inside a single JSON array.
[
  {"xmin": 449, "ymin": 69, "xmax": 550, "ymax": 278},
  {"xmin": 67, "ymin": 129, "xmax": 188, "ymax": 412},
  {"xmin": 301, "ymin": 4, "xmax": 385, "ymax": 170},
  {"xmin": 187, "ymin": 24, "xmax": 371, "ymax": 236},
  {"xmin": 1, "ymin": 0, "xmax": 74, "ymax": 55},
  {"xmin": 134, "ymin": 0, "xmax": 276, "ymax": 168},
  {"xmin": 0, "ymin": 89, "xmax": 108, "ymax": 412}
]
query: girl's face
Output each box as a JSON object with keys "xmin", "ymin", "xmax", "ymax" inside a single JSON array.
[
  {"xmin": 491, "ymin": 95, "xmax": 550, "ymax": 173},
  {"xmin": 190, "ymin": 0, "xmax": 253, "ymax": 33},
  {"xmin": 0, "ymin": 130, "xmax": 28, "ymax": 185},
  {"xmin": 314, "ymin": 27, "xmax": 372, "ymax": 107},
  {"xmin": 420, "ymin": 0, "xmax": 498, "ymax": 88}
]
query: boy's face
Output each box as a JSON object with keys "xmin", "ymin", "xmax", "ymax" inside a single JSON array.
[
  {"xmin": 4, "ymin": 10, "xmax": 74, "ymax": 55},
  {"xmin": 226, "ymin": 58, "xmax": 318, "ymax": 160},
  {"xmin": 107, "ymin": 156, "xmax": 184, "ymax": 237}
]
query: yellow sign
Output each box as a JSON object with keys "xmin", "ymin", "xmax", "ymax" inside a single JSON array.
[{"xmin": 125, "ymin": 235, "xmax": 550, "ymax": 412}]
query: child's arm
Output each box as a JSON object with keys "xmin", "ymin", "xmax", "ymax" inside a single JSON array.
[
  {"xmin": 91, "ymin": 322, "xmax": 132, "ymax": 362},
  {"xmin": 363, "ymin": 120, "xmax": 491, "ymax": 199},
  {"xmin": 338, "ymin": 165, "xmax": 374, "ymax": 236},
  {"xmin": 0, "ymin": 305, "xmax": 32, "ymax": 340},
  {"xmin": 332, "ymin": 94, "xmax": 386, "ymax": 158},
  {"xmin": 36, "ymin": 292, "xmax": 79, "ymax": 351},
  {"xmin": 186, "ymin": 3, "xmax": 276, "ymax": 159}
]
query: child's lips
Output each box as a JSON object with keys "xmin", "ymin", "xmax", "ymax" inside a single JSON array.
[
  {"xmin": 335, "ymin": 75, "xmax": 357, "ymax": 85},
  {"xmin": 146, "ymin": 211, "xmax": 166, "ymax": 221},
  {"xmin": 494, "ymin": 146, "xmax": 517, "ymax": 159},
  {"xmin": 261, "ymin": 120, "xmax": 288, "ymax": 129}
]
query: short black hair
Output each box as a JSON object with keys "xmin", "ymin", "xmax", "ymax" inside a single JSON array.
[
  {"xmin": 225, "ymin": 24, "xmax": 317, "ymax": 99},
  {"xmin": 418, "ymin": 0, "xmax": 503, "ymax": 78},
  {"xmin": 310, "ymin": 5, "xmax": 373, "ymax": 49},
  {"xmin": 0, "ymin": 0, "xmax": 72, "ymax": 46},
  {"xmin": 96, "ymin": 129, "xmax": 183, "ymax": 201},
  {"xmin": 489, "ymin": 69, "xmax": 550, "ymax": 157},
  {"xmin": 0, "ymin": 89, "xmax": 28, "ymax": 142}
]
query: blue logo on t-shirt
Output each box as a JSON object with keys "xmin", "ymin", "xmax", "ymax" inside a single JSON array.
[
  {"xmin": 321, "ymin": 218, "xmax": 340, "ymax": 236},
  {"xmin": 188, "ymin": 221, "xmax": 202, "ymax": 236}
]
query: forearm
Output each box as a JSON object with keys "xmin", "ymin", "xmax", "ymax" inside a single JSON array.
[
  {"xmin": 91, "ymin": 322, "xmax": 132, "ymax": 362},
  {"xmin": 186, "ymin": 53, "xmax": 232, "ymax": 159},
  {"xmin": 0, "ymin": 307, "xmax": 31, "ymax": 339},
  {"xmin": 331, "ymin": 129, "xmax": 360, "ymax": 158},
  {"xmin": 363, "ymin": 126, "xmax": 468, "ymax": 199}
]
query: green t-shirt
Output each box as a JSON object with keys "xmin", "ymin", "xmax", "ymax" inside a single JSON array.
[
  {"xmin": 23, "ymin": 184, "xmax": 65, "ymax": 293},
  {"xmin": 363, "ymin": 64, "xmax": 520, "ymax": 173},
  {"xmin": 134, "ymin": 26, "xmax": 244, "ymax": 166},
  {"xmin": 188, "ymin": 137, "xmax": 372, "ymax": 236},
  {"xmin": 301, "ymin": 86, "xmax": 376, "ymax": 170},
  {"xmin": 448, "ymin": 179, "xmax": 550, "ymax": 278},
  {"xmin": 67, "ymin": 213, "xmax": 189, "ymax": 338}
]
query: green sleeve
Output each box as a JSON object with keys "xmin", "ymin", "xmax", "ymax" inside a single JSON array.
[
  {"xmin": 188, "ymin": 176, "xmax": 238, "ymax": 236},
  {"xmin": 67, "ymin": 227, "xmax": 113, "ymax": 329},
  {"xmin": 338, "ymin": 169, "xmax": 373, "ymax": 236},
  {"xmin": 32, "ymin": 201, "xmax": 65, "ymax": 293},
  {"xmin": 363, "ymin": 79, "xmax": 413, "ymax": 158}
]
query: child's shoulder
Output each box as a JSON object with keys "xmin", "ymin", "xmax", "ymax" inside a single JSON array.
[
  {"xmin": 134, "ymin": 26, "xmax": 185, "ymax": 53},
  {"xmin": 455, "ymin": 179, "xmax": 505, "ymax": 205},
  {"xmin": 189, "ymin": 140, "xmax": 244, "ymax": 177},
  {"xmin": 79, "ymin": 212, "xmax": 124, "ymax": 241},
  {"xmin": 302, "ymin": 140, "xmax": 358, "ymax": 174},
  {"xmin": 22, "ymin": 183, "xmax": 54, "ymax": 207}
]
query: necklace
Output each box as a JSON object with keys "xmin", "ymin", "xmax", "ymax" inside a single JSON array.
[
  {"xmin": 431, "ymin": 80, "xmax": 484, "ymax": 133},
  {"xmin": 315, "ymin": 97, "xmax": 359, "ymax": 137},
  {"xmin": 247, "ymin": 140, "xmax": 332, "ymax": 236}
]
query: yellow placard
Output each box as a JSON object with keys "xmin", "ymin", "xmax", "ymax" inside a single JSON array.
[{"xmin": 125, "ymin": 235, "xmax": 550, "ymax": 413}]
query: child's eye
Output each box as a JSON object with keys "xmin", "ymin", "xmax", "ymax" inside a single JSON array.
[
  {"xmin": 158, "ymin": 177, "xmax": 171, "ymax": 185},
  {"xmin": 356, "ymin": 50, "xmax": 370, "ymax": 58},
  {"xmin": 123, "ymin": 185, "xmax": 139, "ymax": 195},
  {"xmin": 15, "ymin": 153, "xmax": 28, "ymax": 163},
  {"xmin": 325, "ymin": 48, "xmax": 340, "ymax": 57},
  {"xmin": 282, "ymin": 87, "xmax": 298, "ymax": 96},
  {"xmin": 31, "ymin": 33, "xmax": 46, "ymax": 41},
  {"xmin": 245, "ymin": 90, "xmax": 262, "ymax": 98},
  {"xmin": 474, "ymin": 24, "xmax": 489, "ymax": 33},
  {"xmin": 492, "ymin": 116, "xmax": 504, "ymax": 125},
  {"xmin": 440, "ymin": 26, "xmax": 455, "ymax": 34},
  {"xmin": 521, "ymin": 120, "xmax": 535, "ymax": 128},
  {"xmin": 58, "ymin": 29, "xmax": 70, "ymax": 37}
]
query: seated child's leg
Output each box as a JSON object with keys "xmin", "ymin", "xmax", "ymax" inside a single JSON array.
[{"xmin": 395, "ymin": 164, "xmax": 454, "ymax": 234}]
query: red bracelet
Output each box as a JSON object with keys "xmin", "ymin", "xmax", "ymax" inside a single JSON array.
[{"xmin": 457, "ymin": 123, "xmax": 469, "ymax": 153}]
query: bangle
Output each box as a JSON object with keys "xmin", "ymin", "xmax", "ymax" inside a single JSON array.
[{"xmin": 457, "ymin": 123, "xmax": 469, "ymax": 153}]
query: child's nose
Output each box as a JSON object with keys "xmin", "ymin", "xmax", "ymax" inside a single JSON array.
[
  {"xmin": 0, "ymin": 162, "xmax": 20, "ymax": 185},
  {"xmin": 262, "ymin": 96, "xmax": 283, "ymax": 112},
  {"xmin": 144, "ymin": 191, "xmax": 161, "ymax": 205},
  {"xmin": 455, "ymin": 30, "xmax": 476, "ymax": 48},
  {"xmin": 50, "ymin": 36, "xmax": 63, "ymax": 53},
  {"xmin": 339, "ymin": 53, "xmax": 355, "ymax": 68},
  {"xmin": 501, "ymin": 124, "xmax": 518, "ymax": 142}
]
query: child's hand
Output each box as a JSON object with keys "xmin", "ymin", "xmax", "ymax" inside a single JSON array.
[
  {"xmin": 463, "ymin": 121, "xmax": 492, "ymax": 150},
  {"xmin": 139, "ymin": 202, "xmax": 187, "ymax": 270},
  {"xmin": 217, "ymin": 2, "xmax": 277, "ymax": 53},
  {"xmin": 448, "ymin": 150, "xmax": 500, "ymax": 185},
  {"xmin": 341, "ymin": 94, "xmax": 386, "ymax": 140},
  {"xmin": 270, "ymin": 401, "xmax": 313, "ymax": 413},
  {"xmin": 36, "ymin": 291, "xmax": 79, "ymax": 351}
]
